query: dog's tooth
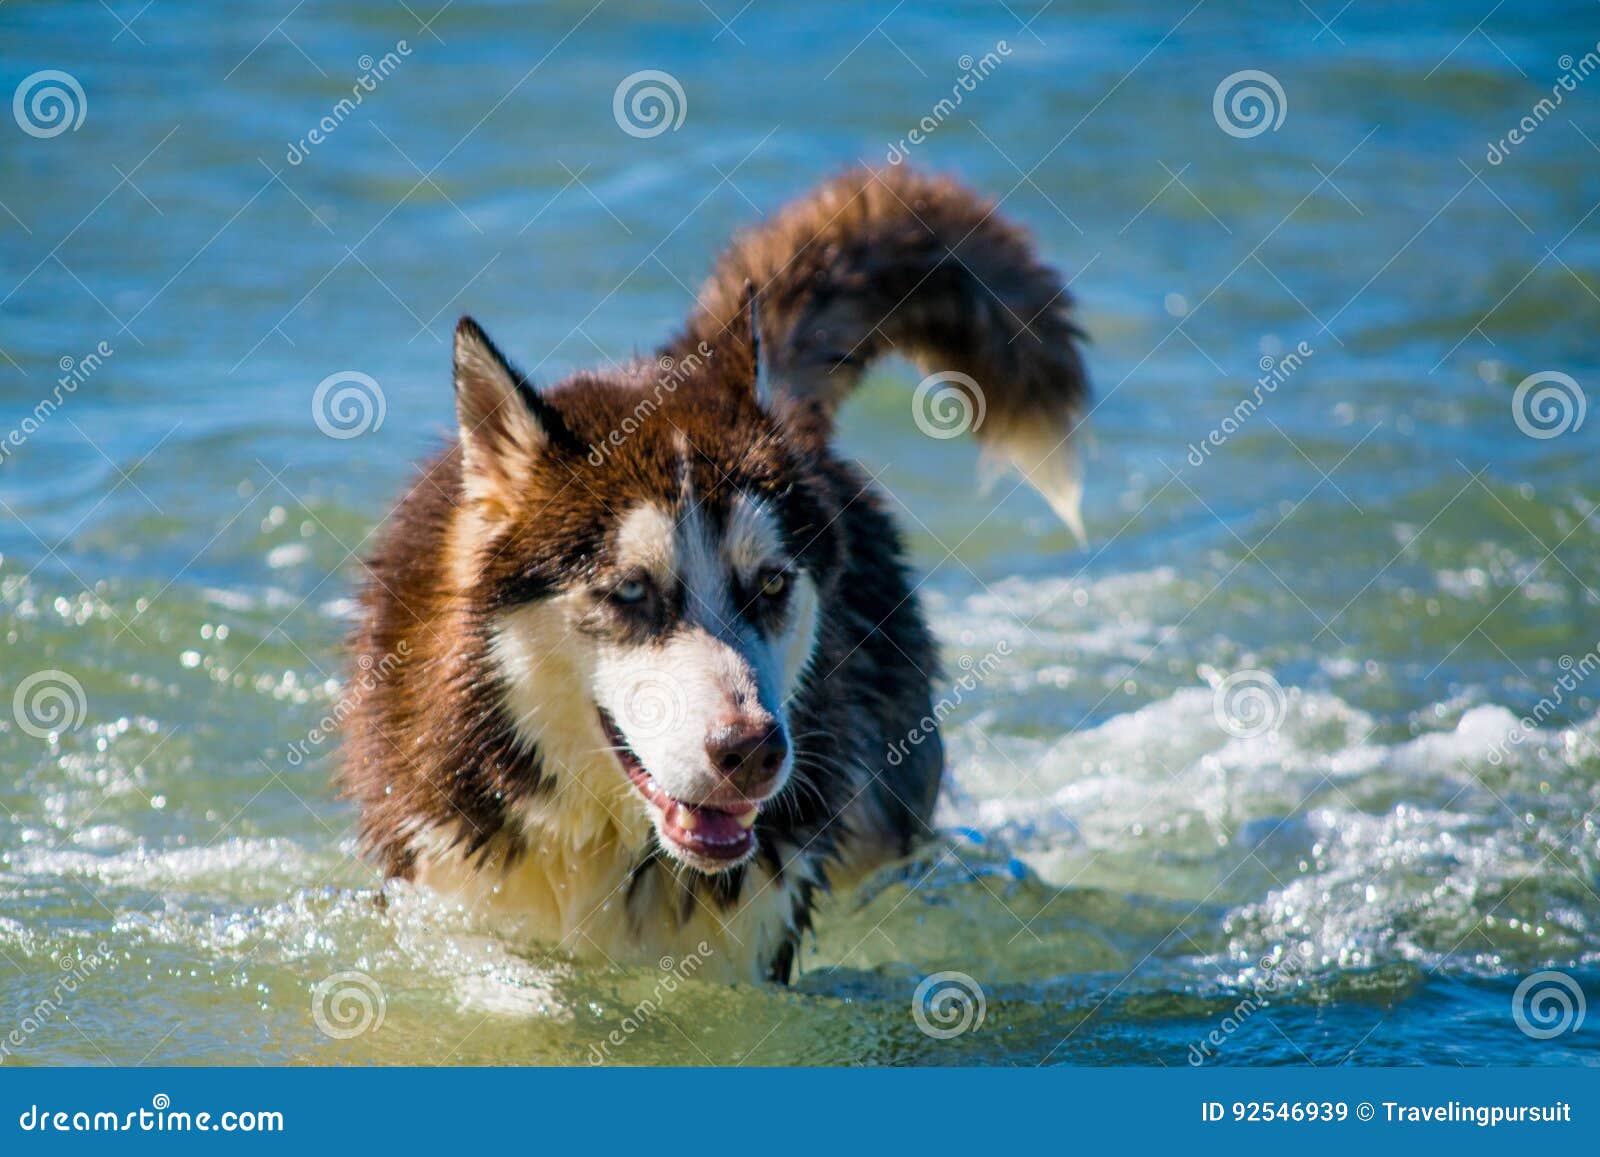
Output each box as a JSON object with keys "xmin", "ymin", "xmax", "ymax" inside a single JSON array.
[
  {"xmin": 734, "ymin": 808, "xmax": 758, "ymax": 830},
  {"xmin": 676, "ymin": 806, "xmax": 700, "ymax": 831}
]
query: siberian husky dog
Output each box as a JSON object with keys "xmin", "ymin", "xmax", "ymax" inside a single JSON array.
[{"xmin": 340, "ymin": 166, "xmax": 1089, "ymax": 983}]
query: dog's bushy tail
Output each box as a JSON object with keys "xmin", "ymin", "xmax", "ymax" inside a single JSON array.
[{"xmin": 676, "ymin": 165, "xmax": 1091, "ymax": 540}]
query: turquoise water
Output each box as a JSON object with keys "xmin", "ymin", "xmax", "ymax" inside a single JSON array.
[{"xmin": 2, "ymin": 0, "xmax": 1599, "ymax": 1065}]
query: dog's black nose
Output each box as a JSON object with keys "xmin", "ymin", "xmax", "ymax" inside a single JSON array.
[{"xmin": 706, "ymin": 721, "xmax": 788, "ymax": 788}]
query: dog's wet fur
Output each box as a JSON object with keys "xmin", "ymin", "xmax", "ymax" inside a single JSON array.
[{"xmin": 340, "ymin": 166, "xmax": 1089, "ymax": 983}]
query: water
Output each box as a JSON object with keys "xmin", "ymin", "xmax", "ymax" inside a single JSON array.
[{"xmin": 3, "ymin": 0, "xmax": 1599, "ymax": 1066}]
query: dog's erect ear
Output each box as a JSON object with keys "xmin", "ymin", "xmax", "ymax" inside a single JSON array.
[
  {"xmin": 737, "ymin": 281, "xmax": 836, "ymax": 444},
  {"xmin": 742, "ymin": 280, "xmax": 774, "ymax": 408},
  {"xmin": 454, "ymin": 317, "xmax": 554, "ymax": 510}
]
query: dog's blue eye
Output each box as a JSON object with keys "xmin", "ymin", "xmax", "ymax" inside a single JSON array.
[{"xmin": 613, "ymin": 578, "xmax": 648, "ymax": 603}]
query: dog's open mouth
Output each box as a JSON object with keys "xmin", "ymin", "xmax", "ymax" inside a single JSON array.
[{"xmin": 598, "ymin": 709, "xmax": 758, "ymax": 864}]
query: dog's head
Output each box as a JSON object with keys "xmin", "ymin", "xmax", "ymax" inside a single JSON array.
[{"xmin": 448, "ymin": 303, "xmax": 843, "ymax": 873}]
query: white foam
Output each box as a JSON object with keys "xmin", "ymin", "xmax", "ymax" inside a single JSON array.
[
  {"xmin": 10, "ymin": 837, "xmax": 323, "ymax": 894},
  {"xmin": 928, "ymin": 629, "xmax": 1600, "ymax": 979}
]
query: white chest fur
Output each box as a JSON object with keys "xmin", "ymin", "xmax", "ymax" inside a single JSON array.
[{"xmin": 411, "ymin": 781, "xmax": 807, "ymax": 985}]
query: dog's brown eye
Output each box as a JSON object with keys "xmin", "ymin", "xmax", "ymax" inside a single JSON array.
[{"xmin": 759, "ymin": 570, "xmax": 787, "ymax": 598}]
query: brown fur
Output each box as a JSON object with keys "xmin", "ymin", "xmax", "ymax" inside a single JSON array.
[{"xmin": 671, "ymin": 165, "xmax": 1088, "ymax": 458}]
